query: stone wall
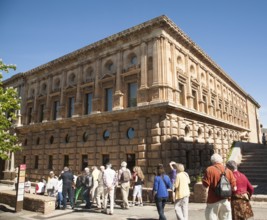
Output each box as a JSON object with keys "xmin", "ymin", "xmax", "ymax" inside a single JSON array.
[{"xmin": 0, "ymin": 190, "xmax": 56, "ymax": 214}]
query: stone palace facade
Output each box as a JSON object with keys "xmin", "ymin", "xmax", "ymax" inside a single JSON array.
[{"xmin": 2, "ymin": 15, "xmax": 261, "ymax": 184}]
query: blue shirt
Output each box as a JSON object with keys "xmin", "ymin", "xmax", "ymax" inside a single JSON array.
[{"xmin": 153, "ymin": 174, "xmax": 172, "ymax": 198}]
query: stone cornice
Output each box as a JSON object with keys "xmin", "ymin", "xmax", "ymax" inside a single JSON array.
[{"xmin": 16, "ymin": 101, "xmax": 249, "ymax": 134}]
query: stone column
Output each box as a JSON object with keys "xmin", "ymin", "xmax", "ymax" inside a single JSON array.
[
  {"xmin": 10, "ymin": 152, "xmax": 15, "ymax": 171},
  {"xmin": 43, "ymin": 76, "xmax": 52, "ymax": 122},
  {"xmin": 138, "ymin": 42, "xmax": 149, "ymax": 106},
  {"xmin": 140, "ymin": 42, "xmax": 148, "ymax": 89},
  {"xmin": 196, "ymin": 64, "xmax": 203, "ymax": 112},
  {"xmin": 152, "ymin": 37, "xmax": 160, "ymax": 86},
  {"xmin": 207, "ymin": 72, "xmax": 213, "ymax": 116},
  {"xmin": 20, "ymin": 83, "xmax": 27, "ymax": 125},
  {"xmin": 32, "ymin": 81, "xmax": 38, "ymax": 123},
  {"xmin": 150, "ymin": 37, "xmax": 161, "ymax": 103},
  {"xmin": 161, "ymin": 36, "xmax": 168, "ymax": 86},
  {"xmin": 114, "ymin": 50, "xmax": 123, "ymax": 110},
  {"xmin": 59, "ymin": 70, "xmax": 67, "ymax": 119},
  {"xmin": 92, "ymin": 59, "xmax": 101, "ymax": 113},
  {"xmin": 185, "ymin": 54, "xmax": 192, "ymax": 108},
  {"xmin": 171, "ymin": 44, "xmax": 179, "ymax": 103},
  {"xmin": 73, "ymin": 66, "xmax": 83, "ymax": 117}
]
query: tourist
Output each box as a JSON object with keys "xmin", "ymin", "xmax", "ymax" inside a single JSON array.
[
  {"xmin": 202, "ymin": 153, "xmax": 236, "ymax": 220},
  {"xmin": 96, "ymin": 165, "xmax": 105, "ymax": 209},
  {"xmin": 131, "ymin": 166, "xmax": 145, "ymax": 206},
  {"xmin": 174, "ymin": 163, "xmax": 190, "ymax": 220},
  {"xmin": 169, "ymin": 161, "xmax": 177, "ymax": 203},
  {"xmin": 118, "ymin": 161, "xmax": 132, "ymax": 209},
  {"xmin": 91, "ymin": 166, "xmax": 100, "ymax": 204},
  {"xmin": 46, "ymin": 171, "xmax": 58, "ymax": 197},
  {"xmin": 74, "ymin": 171, "xmax": 85, "ymax": 206},
  {"xmin": 24, "ymin": 178, "xmax": 31, "ymax": 193},
  {"xmin": 56, "ymin": 178, "xmax": 63, "ymax": 209},
  {"xmin": 153, "ymin": 164, "xmax": 172, "ymax": 220},
  {"xmin": 59, "ymin": 167, "xmax": 74, "ymax": 209},
  {"xmin": 102, "ymin": 163, "xmax": 117, "ymax": 215},
  {"xmin": 83, "ymin": 167, "xmax": 93, "ymax": 209},
  {"xmin": 226, "ymin": 160, "xmax": 254, "ymax": 220},
  {"xmin": 35, "ymin": 178, "xmax": 45, "ymax": 195}
]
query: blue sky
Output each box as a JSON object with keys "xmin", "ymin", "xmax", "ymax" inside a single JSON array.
[{"xmin": 1, "ymin": 0, "xmax": 267, "ymax": 127}]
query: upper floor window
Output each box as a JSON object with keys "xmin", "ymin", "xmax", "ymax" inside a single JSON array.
[
  {"xmin": 178, "ymin": 83, "xmax": 185, "ymax": 105},
  {"xmin": 128, "ymin": 82, "xmax": 137, "ymax": 107},
  {"xmin": 68, "ymin": 73, "xmax": 76, "ymax": 85},
  {"xmin": 105, "ymin": 88, "xmax": 113, "ymax": 111},
  {"xmin": 48, "ymin": 155, "xmax": 53, "ymax": 170},
  {"xmin": 39, "ymin": 104, "xmax": 45, "ymax": 122},
  {"xmin": 53, "ymin": 78, "xmax": 60, "ymax": 91},
  {"xmin": 203, "ymin": 95, "xmax": 207, "ymax": 113},
  {"xmin": 68, "ymin": 97, "xmax": 75, "ymax": 118},
  {"xmin": 27, "ymin": 107, "xmax": 32, "ymax": 124},
  {"xmin": 130, "ymin": 55, "xmax": 137, "ymax": 65},
  {"xmin": 192, "ymin": 90, "xmax": 197, "ymax": 110},
  {"xmin": 53, "ymin": 101, "xmax": 60, "ymax": 120},
  {"xmin": 85, "ymin": 93, "xmax": 93, "ymax": 115},
  {"xmin": 34, "ymin": 155, "xmax": 39, "ymax": 169}
]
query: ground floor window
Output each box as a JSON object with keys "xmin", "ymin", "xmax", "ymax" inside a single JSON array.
[
  {"xmin": 126, "ymin": 153, "xmax": 135, "ymax": 172},
  {"xmin": 64, "ymin": 155, "xmax": 69, "ymax": 167},
  {"xmin": 102, "ymin": 154, "xmax": 109, "ymax": 166},
  {"xmin": 82, "ymin": 155, "xmax": 88, "ymax": 170}
]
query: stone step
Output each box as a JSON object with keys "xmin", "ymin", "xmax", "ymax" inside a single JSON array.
[
  {"xmin": 239, "ymin": 170, "xmax": 267, "ymax": 175},
  {"xmin": 243, "ymin": 148, "xmax": 267, "ymax": 153},
  {"xmin": 239, "ymin": 168, "xmax": 267, "ymax": 173},
  {"xmin": 239, "ymin": 160, "xmax": 267, "ymax": 167}
]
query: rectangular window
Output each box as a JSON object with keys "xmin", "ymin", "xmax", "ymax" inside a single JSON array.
[
  {"xmin": 126, "ymin": 153, "xmax": 135, "ymax": 172},
  {"xmin": 85, "ymin": 93, "xmax": 93, "ymax": 115},
  {"xmin": 192, "ymin": 90, "xmax": 197, "ymax": 110},
  {"xmin": 203, "ymin": 95, "xmax": 207, "ymax": 113},
  {"xmin": 28, "ymin": 107, "xmax": 32, "ymax": 124},
  {"xmin": 81, "ymin": 155, "xmax": 88, "ymax": 170},
  {"xmin": 102, "ymin": 154, "xmax": 110, "ymax": 166},
  {"xmin": 48, "ymin": 155, "xmax": 53, "ymax": 170},
  {"xmin": 68, "ymin": 97, "xmax": 74, "ymax": 118},
  {"xmin": 128, "ymin": 82, "xmax": 137, "ymax": 107},
  {"xmin": 64, "ymin": 155, "xmax": 69, "ymax": 167},
  {"xmin": 178, "ymin": 83, "xmax": 185, "ymax": 105},
  {"xmin": 53, "ymin": 101, "xmax": 60, "ymax": 120},
  {"xmin": 34, "ymin": 155, "xmax": 39, "ymax": 169},
  {"xmin": 39, "ymin": 104, "xmax": 45, "ymax": 122},
  {"xmin": 105, "ymin": 88, "xmax": 113, "ymax": 111},
  {"xmin": 23, "ymin": 156, "xmax": 26, "ymax": 164}
]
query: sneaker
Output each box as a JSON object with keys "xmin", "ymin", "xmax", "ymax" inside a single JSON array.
[{"xmin": 139, "ymin": 203, "xmax": 143, "ymax": 207}]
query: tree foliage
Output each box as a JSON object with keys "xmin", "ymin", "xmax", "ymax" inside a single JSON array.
[{"xmin": 0, "ymin": 59, "xmax": 21, "ymax": 160}]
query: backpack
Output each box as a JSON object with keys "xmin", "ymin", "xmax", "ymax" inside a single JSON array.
[
  {"xmin": 85, "ymin": 174, "xmax": 93, "ymax": 188},
  {"xmin": 75, "ymin": 175, "xmax": 84, "ymax": 188},
  {"xmin": 214, "ymin": 166, "xmax": 232, "ymax": 198},
  {"xmin": 121, "ymin": 170, "xmax": 131, "ymax": 182}
]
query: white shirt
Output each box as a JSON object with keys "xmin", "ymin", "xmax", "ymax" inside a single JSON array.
[{"xmin": 103, "ymin": 168, "xmax": 117, "ymax": 188}]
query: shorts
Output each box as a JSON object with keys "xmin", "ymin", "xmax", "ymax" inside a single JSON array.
[{"xmin": 133, "ymin": 185, "xmax": 142, "ymax": 197}]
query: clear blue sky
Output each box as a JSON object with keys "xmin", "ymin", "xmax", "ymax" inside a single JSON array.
[{"xmin": 1, "ymin": 0, "xmax": 267, "ymax": 127}]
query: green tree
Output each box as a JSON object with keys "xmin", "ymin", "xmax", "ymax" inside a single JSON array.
[{"xmin": 0, "ymin": 59, "xmax": 21, "ymax": 160}]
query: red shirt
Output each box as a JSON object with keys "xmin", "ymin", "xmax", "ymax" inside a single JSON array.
[
  {"xmin": 202, "ymin": 163, "xmax": 236, "ymax": 204},
  {"xmin": 232, "ymin": 170, "xmax": 254, "ymax": 196}
]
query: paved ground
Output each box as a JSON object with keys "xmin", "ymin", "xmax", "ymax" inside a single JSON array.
[{"xmin": 0, "ymin": 184, "xmax": 267, "ymax": 220}]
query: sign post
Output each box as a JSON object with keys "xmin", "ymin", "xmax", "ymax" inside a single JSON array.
[{"xmin": 15, "ymin": 164, "xmax": 26, "ymax": 212}]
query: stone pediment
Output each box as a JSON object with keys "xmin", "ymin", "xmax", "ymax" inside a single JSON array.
[
  {"xmin": 191, "ymin": 77, "xmax": 199, "ymax": 85},
  {"xmin": 99, "ymin": 73, "xmax": 115, "ymax": 81}
]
